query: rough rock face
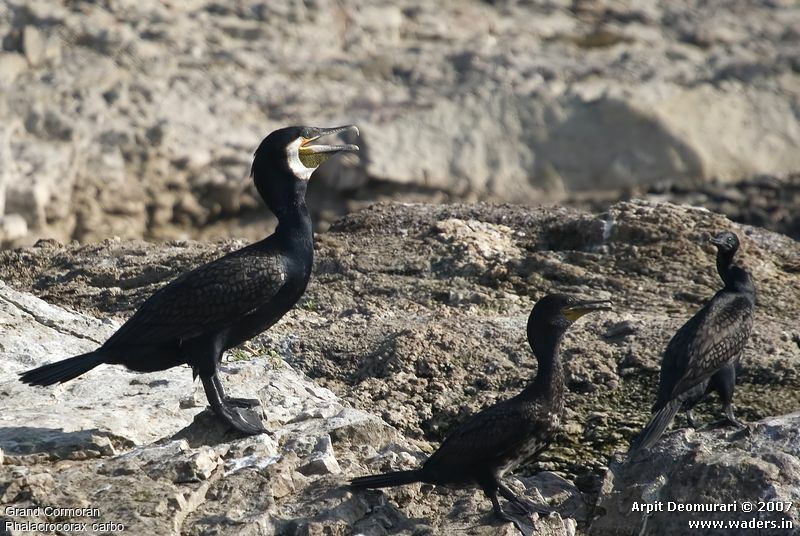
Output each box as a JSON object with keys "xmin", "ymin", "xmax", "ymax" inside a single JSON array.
[
  {"xmin": 0, "ymin": 201, "xmax": 798, "ymax": 534},
  {"xmin": 574, "ymin": 173, "xmax": 800, "ymax": 241},
  {"xmin": 1, "ymin": 0, "xmax": 799, "ymax": 245},
  {"xmin": 0, "ymin": 270, "xmax": 576, "ymax": 535},
  {"xmin": 592, "ymin": 413, "xmax": 800, "ymax": 536}
]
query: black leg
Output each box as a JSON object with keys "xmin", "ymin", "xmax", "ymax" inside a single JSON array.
[
  {"xmin": 211, "ymin": 374, "xmax": 261, "ymax": 408},
  {"xmin": 486, "ymin": 486, "xmax": 536, "ymax": 536},
  {"xmin": 485, "ymin": 486, "xmax": 517, "ymax": 524},
  {"xmin": 201, "ymin": 372, "xmax": 266, "ymax": 435},
  {"xmin": 478, "ymin": 476, "xmax": 540, "ymax": 536},
  {"xmin": 716, "ymin": 364, "xmax": 743, "ymax": 428}
]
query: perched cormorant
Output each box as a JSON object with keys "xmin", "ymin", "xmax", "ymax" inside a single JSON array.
[
  {"xmin": 19, "ymin": 125, "xmax": 359, "ymax": 435},
  {"xmin": 629, "ymin": 231, "xmax": 755, "ymax": 453},
  {"xmin": 350, "ymin": 294, "xmax": 610, "ymax": 525}
]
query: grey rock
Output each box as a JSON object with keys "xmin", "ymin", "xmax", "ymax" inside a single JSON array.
[
  {"xmin": 0, "ymin": 288, "xmax": 389, "ymax": 532},
  {"xmin": 0, "ymin": 201, "xmax": 797, "ymax": 535},
  {"xmin": 591, "ymin": 413, "xmax": 800, "ymax": 535},
  {"xmin": 433, "ymin": 218, "xmax": 524, "ymax": 277},
  {"xmin": 175, "ymin": 447, "xmax": 222, "ymax": 482},
  {"xmin": 0, "ymin": 282, "xmax": 198, "ymax": 451},
  {"xmin": 297, "ymin": 435, "xmax": 341, "ymax": 476},
  {"xmin": 0, "ymin": 122, "xmax": 20, "ymax": 219},
  {"xmin": 21, "ymin": 26, "xmax": 45, "ymax": 66},
  {"xmin": 0, "ymin": 53, "xmax": 27, "ymax": 84},
  {"xmin": 0, "ymin": 214, "xmax": 27, "ymax": 243},
  {"xmin": 590, "ymin": 173, "xmax": 800, "ymax": 241},
  {"xmin": 4, "ymin": 139, "xmax": 80, "ymax": 232},
  {"xmin": 1, "ymin": 0, "xmax": 799, "ymax": 245}
]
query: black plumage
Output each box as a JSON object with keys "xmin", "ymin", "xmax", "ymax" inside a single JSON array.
[
  {"xmin": 630, "ymin": 231, "xmax": 755, "ymax": 453},
  {"xmin": 350, "ymin": 294, "xmax": 610, "ymax": 525},
  {"xmin": 19, "ymin": 125, "xmax": 359, "ymax": 435}
]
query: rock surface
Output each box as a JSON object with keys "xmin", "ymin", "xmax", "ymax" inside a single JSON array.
[
  {"xmin": 592, "ymin": 413, "xmax": 800, "ymax": 536},
  {"xmin": 0, "ymin": 0, "xmax": 798, "ymax": 245},
  {"xmin": 0, "ymin": 201, "xmax": 799, "ymax": 535},
  {"xmin": 573, "ymin": 172, "xmax": 800, "ymax": 242},
  {"xmin": 0, "ymin": 267, "xmax": 574, "ymax": 536}
]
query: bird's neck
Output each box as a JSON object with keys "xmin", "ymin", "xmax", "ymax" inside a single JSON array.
[
  {"xmin": 716, "ymin": 249, "xmax": 753, "ymax": 295},
  {"xmin": 716, "ymin": 249, "xmax": 736, "ymax": 285},
  {"xmin": 522, "ymin": 334, "xmax": 565, "ymax": 402},
  {"xmin": 273, "ymin": 196, "xmax": 313, "ymax": 251}
]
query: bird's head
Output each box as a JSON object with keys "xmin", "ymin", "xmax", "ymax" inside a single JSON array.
[
  {"xmin": 527, "ymin": 293, "xmax": 612, "ymax": 337},
  {"xmin": 709, "ymin": 231, "xmax": 739, "ymax": 255},
  {"xmin": 253, "ymin": 125, "xmax": 360, "ymax": 181},
  {"xmin": 250, "ymin": 125, "xmax": 359, "ymax": 214}
]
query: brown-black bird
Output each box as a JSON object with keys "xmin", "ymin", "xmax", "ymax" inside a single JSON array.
[
  {"xmin": 350, "ymin": 294, "xmax": 610, "ymax": 525},
  {"xmin": 19, "ymin": 125, "xmax": 359, "ymax": 435},
  {"xmin": 630, "ymin": 231, "xmax": 755, "ymax": 453}
]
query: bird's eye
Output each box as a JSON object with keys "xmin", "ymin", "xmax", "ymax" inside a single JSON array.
[{"xmin": 301, "ymin": 128, "xmax": 312, "ymax": 139}]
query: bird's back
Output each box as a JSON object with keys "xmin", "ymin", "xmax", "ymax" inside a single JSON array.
[
  {"xmin": 654, "ymin": 288, "xmax": 754, "ymax": 411},
  {"xmin": 104, "ymin": 238, "xmax": 295, "ymax": 349},
  {"xmin": 422, "ymin": 391, "xmax": 559, "ymax": 484}
]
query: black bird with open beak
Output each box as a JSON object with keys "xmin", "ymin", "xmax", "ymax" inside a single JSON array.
[{"xmin": 20, "ymin": 125, "xmax": 359, "ymax": 435}]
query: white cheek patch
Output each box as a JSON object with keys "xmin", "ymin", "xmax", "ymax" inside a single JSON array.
[{"xmin": 286, "ymin": 138, "xmax": 314, "ymax": 181}]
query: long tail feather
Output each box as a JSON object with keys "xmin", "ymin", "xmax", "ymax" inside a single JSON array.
[
  {"xmin": 629, "ymin": 399, "xmax": 682, "ymax": 455},
  {"xmin": 350, "ymin": 469, "xmax": 422, "ymax": 489},
  {"xmin": 19, "ymin": 351, "xmax": 106, "ymax": 386}
]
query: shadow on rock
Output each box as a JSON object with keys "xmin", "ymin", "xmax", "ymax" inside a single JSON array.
[{"xmin": 171, "ymin": 408, "xmax": 268, "ymax": 448}]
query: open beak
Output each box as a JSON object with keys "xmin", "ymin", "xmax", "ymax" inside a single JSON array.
[
  {"xmin": 299, "ymin": 125, "xmax": 360, "ymax": 156},
  {"xmin": 562, "ymin": 299, "xmax": 612, "ymax": 321},
  {"xmin": 709, "ymin": 236, "xmax": 724, "ymax": 247}
]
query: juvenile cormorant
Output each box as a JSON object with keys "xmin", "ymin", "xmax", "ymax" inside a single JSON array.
[
  {"xmin": 350, "ymin": 294, "xmax": 611, "ymax": 525},
  {"xmin": 629, "ymin": 231, "xmax": 755, "ymax": 453},
  {"xmin": 19, "ymin": 125, "xmax": 359, "ymax": 435}
]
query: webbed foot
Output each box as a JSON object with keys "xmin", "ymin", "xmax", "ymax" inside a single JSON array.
[
  {"xmin": 202, "ymin": 373, "xmax": 266, "ymax": 435},
  {"xmin": 221, "ymin": 405, "xmax": 267, "ymax": 435},
  {"xmin": 498, "ymin": 482, "xmax": 555, "ymax": 516},
  {"xmin": 491, "ymin": 500, "xmax": 535, "ymax": 536}
]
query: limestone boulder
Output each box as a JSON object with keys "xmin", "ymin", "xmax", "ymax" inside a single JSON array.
[
  {"xmin": 0, "ymin": 0, "xmax": 798, "ymax": 245},
  {"xmin": 591, "ymin": 413, "xmax": 800, "ymax": 536}
]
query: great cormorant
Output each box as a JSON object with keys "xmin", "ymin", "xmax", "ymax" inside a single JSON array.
[
  {"xmin": 19, "ymin": 125, "xmax": 359, "ymax": 435},
  {"xmin": 350, "ymin": 294, "xmax": 610, "ymax": 526},
  {"xmin": 629, "ymin": 231, "xmax": 755, "ymax": 453}
]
